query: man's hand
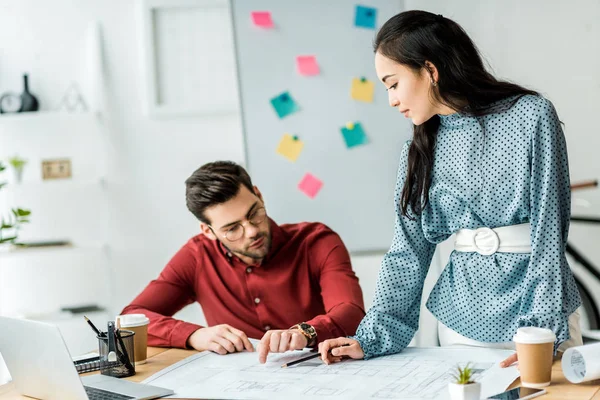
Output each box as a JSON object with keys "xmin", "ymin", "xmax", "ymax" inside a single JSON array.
[
  {"xmin": 187, "ymin": 324, "xmax": 254, "ymax": 355},
  {"xmin": 258, "ymin": 329, "xmax": 308, "ymax": 363}
]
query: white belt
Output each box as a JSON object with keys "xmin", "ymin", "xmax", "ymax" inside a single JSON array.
[{"xmin": 454, "ymin": 223, "xmax": 531, "ymax": 256}]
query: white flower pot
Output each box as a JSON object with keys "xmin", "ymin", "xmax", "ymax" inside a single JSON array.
[{"xmin": 448, "ymin": 382, "xmax": 481, "ymax": 400}]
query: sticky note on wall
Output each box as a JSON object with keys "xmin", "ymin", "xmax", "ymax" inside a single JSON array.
[
  {"xmin": 296, "ymin": 55, "xmax": 319, "ymax": 76},
  {"xmin": 270, "ymin": 91, "xmax": 300, "ymax": 119},
  {"xmin": 251, "ymin": 11, "xmax": 274, "ymax": 28},
  {"xmin": 341, "ymin": 122, "xmax": 368, "ymax": 148},
  {"xmin": 298, "ymin": 173, "xmax": 323, "ymax": 199},
  {"xmin": 354, "ymin": 5, "xmax": 377, "ymax": 29},
  {"xmin": 277, "ymin": 134, "xmax": 304, "ymax": 162},
  {"xmin": 351, "ymin": 77, "xmax": 374, "ymax": 102}
]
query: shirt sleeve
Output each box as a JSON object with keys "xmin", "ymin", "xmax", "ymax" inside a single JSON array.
[
  {"xmin": 305, "ymin": 228, "xmax": 366, "ymax": 343},
  {"xmin": 121, "ymin": 242, "xmax": 203, "ymax": 349},
  {"xmin": 353, "ymin": 141, "xmax": 437, "ymax": 359},
  {"xmin": 516, "ymin": 98, "xmax": 581, "ymax": 350}
]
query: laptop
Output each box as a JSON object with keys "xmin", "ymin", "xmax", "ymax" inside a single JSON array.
[{"xmin": 0, "ymin": 316, "xmax": 174, "ymax": 400}]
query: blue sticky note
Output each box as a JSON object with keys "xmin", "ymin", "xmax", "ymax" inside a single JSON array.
[
  {"xmin": 270, "ymin": 91, "xmax": 299, "ymax": 119},
  {"xmin": 341, "ymin": 122, "xmax": 368, "ymax": 148},
  {"xmin": 354, "ymin": 5, "xmax": 377, "ymax": 29}
]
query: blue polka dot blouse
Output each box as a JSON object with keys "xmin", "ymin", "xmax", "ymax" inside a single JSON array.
[{"xmin": 353, "ymin": 95, "xmax": 582, "ymax": 359}]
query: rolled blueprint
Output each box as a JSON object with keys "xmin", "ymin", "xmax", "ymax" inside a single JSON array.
[{"xmin": 562, "ymin": 342, "xmax": 600, "ymax": 383}]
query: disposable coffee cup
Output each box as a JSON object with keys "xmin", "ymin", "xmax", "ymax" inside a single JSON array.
[
  {"xmin": 562, "ymin": 342, "xmax": 600, "ymax": 383},
  {"xmin": 116, "ymin": 314, "xmax": 149, "ymax": 365},
  {"xmin": 513, "ymin": 327, "xmax": 556, "ymax": 388}
]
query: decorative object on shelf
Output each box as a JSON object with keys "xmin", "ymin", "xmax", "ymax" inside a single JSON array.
[
  {"xmin": 42, "ymin": 158, "xmax": 72, "ymax": 180},
  {"xmin": 8, "ymin": 155, "xmax": 27, "ymax": 184},
  {"xmin": 0, "ymin": 92, "xmax": 23, "ymax": 113},
  {"xmin": 19, "ymin": 74, "xmax": 39, "ymax": 112},
  {"xmin": 57, "ymin": 83, "xmax": 89, "ymax": 113},
  {"xmin": 0, "ymin": 161, "xmax": 32, "ymax": 247},
  {"xmin": 448, "ymin": 363, "xmax": 481, "ymax": 400}
]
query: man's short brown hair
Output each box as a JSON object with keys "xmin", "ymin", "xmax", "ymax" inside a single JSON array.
[{"xmin": 185, "ymin": 161, "xmax": 254, "ymax": 223}]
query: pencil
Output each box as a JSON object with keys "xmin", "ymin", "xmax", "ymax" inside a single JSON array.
[
  {"xmin": 281, "ymin": 344, "xmax": 350, "ymax": 368},
  {"xmin": 281, "ymin": 352, "xmax": 320, "ymax": 368},
  {"xmin": 84, "ymin": 315, "xmax": 103, "ymax": 337}
]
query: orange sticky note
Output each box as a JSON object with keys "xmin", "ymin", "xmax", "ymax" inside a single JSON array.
[
  {"xmin": 277, "ymin": 134, "xmax": 304, "ymax": 162},
  {"xmin": 251, "ymin": 11, "xmax": 274, "ymax": 28},
  {"xmin": 298, "ymin": 173, "xmax": 323, "ymax": 199},
  {"xmin": 296, "ymin": 55, "xmax": 319, "ymax": 76},
  {"xmin": 351, "ymin": 77, "xmax": 374, "ymax": 103}
]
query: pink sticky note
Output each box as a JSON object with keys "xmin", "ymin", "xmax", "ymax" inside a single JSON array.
[
  {"xmin": 297, "ymin": 55, "xmax": 319, "ymax": 76},
  {"xmin": 251, "ymin": 11, "xmax": 274, "ymax": 28},
  {"xmin": 298, "ymin": 173, "xmax": 323, "ymax": 199}
]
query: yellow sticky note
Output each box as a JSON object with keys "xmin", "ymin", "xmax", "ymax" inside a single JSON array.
[
  {"xmin": 276, "ymin": 134, "xmax": 304, "ymax": 162},
  {"xmin": 351, "ymin": 77, "xmax": 374, "ymax": 103}
]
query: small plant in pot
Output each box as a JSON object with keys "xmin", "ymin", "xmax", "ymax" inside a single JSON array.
[
  {"xmin": 8, "ymin": 155, "xmax": 27, "ymax": 184},
  {"xmin": 448, "ymin": 363, "xmax": 481, "ymax": 400}
]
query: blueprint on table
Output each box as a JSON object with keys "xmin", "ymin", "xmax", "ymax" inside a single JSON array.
[{"xmin": 143, "ymin": 343, "xmax": 519, "ymax": 400}]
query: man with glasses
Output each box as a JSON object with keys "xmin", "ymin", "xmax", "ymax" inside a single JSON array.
[{"xmin": 121, "ymin": 161, "xmax": 365, "ymax": 363}]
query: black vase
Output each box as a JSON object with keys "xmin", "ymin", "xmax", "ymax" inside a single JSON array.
[{"xmin": 20, "ymin": 74, "xmax": 39, "ymax": 112}]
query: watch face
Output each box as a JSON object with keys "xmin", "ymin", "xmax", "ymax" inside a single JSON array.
[
  {"xmin": 299, "ymin": 323, "xmax": 311, "ymax": 330},
  {"xmin": 0, "ymin": 92, "xmax": 22, "ymax": 113}
]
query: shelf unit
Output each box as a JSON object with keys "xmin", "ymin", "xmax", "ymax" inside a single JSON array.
[{"xmin": 0, "ymin": 110, "xmax": 113, "ymax": 355}]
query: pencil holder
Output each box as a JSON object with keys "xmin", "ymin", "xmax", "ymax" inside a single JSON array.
[{"xmin": 97, "ymin": 330, "xmax": 136, "ymax": 378}]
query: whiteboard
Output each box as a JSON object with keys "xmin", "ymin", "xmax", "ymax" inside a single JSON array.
[{"xmin": 231, "ymin": 0, "xmax": 410, "ymax": 252}]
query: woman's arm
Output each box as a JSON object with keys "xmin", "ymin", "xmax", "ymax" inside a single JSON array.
[{"xmin": 353, "ymin": 140, "xmax": 437, "ymax": 359}]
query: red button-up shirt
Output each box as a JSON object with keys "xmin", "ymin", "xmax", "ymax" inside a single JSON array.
[{"xmin": 121, "ymin": 219, "xmax": 365, "ymax": 348}]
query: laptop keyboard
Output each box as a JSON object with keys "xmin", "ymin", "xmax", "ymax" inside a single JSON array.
[{"xmin": 84, "ymin": 386, "xmax": 135, "ymax": 400}]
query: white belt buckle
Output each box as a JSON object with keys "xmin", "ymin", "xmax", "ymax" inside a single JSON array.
[{"xmin": 472, "ymin": 227, "xmax": 499, "ymax": 256}]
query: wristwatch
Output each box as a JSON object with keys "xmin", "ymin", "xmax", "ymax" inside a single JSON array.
[{"xmin": 290, "ymin": 322, "xmax": 317, "ymax": 347}]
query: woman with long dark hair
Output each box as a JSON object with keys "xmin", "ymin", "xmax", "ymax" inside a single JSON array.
[{"xmin": 319, "ymin": 10, "xmax": 582, "ymax": 366}]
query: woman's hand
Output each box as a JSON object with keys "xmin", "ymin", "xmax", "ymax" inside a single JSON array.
[
  {"xmin": 318, "ymin": 337, "xmax": 364, "ymax": 365},
  {"xmin": 500, "ymin": 352, "xmax": 518, "ymax": 368}
]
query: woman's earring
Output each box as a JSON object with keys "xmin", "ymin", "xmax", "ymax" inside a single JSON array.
[{"xmin": 432, "ymin": 81, "xmax": 437, "ymax": 87}]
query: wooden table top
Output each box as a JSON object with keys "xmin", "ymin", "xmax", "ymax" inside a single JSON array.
[{"xmin": 1, "ymin": 347, "xmax": 599, "ymax": 399}]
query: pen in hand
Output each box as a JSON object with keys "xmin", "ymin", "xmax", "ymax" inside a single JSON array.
[{"xmin": 281, "ymin": 344, "xmax": 350, "ymax": 368}]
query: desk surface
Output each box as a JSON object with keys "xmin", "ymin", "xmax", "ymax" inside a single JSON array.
[{"xmin": 1, "ymin": 347, "xmax": 599, "ymax": 399}]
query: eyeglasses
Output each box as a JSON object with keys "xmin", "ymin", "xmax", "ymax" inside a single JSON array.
[{"xmin": 211, "ymin": 207, "xmax": 267, "ymax": 242}]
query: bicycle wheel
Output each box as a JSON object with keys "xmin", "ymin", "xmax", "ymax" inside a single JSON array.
[{"xmin": 575, "ymin": 277, "xmax": 600, "ymax": 331}]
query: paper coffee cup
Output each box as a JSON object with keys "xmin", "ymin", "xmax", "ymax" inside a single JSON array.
[
  {"xmin": 513, "ymin": 327, "xmax": 556, "ymax": 388},
  {"xmin": 116, "ymin": 314, "xmax": 149, "ymax": 365},
  {"xmin": 562, "ymin": 342, "xmax": 600, "ymax": 383}
]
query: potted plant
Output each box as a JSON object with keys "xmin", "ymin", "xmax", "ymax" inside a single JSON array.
[
  {"xmin": 8, "ymin": 155, "xmax": 27, "ymax": 184},
  {"xmin": 448, "ymin": 363, "xmax": 481, "ymax": 400},
  {"xmin": 0, "ymin": 161, "xmax": 31, "ymax": 250}
]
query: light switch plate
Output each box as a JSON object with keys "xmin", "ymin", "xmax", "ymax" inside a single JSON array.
[{"xmin": 42, "ymin": 159, "xmax": 72, "ymax": 180}]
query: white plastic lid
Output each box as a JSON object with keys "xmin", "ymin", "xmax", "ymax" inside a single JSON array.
[
  {"xmin": 116, "ymin": 313, "xmax": 149, "ymax": 328},
  {"xmin": 512, "ymin": 327, "xmax": 556, "ymax": 344}
]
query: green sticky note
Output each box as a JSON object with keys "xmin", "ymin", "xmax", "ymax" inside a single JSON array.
[
  {"xmin": 341, "ymin": 122, "xmax": 368, "ymax": 148},
  {"xmin": 270, "ymin": 91, "xmax": 299, "ymax": 119},
  {"xmin": 354, "ymin": 5, "xmax": 377, "ymax": 29}
]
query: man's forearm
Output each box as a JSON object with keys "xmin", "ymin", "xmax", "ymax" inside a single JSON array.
[
  {"xmin": 121, "ymin": 304, "xmax": 203, "ymax": 348},
  {"xmin": 305, "ymin": 302, "xmax": 366, "ymax": 343}
]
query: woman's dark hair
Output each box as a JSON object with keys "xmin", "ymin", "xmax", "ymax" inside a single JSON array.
[
  {"xmin": 185, "ymin": 161, "xmax": 254, "ymax": 223},
  {"xmin": 375, "ymin": 10, "xmax": 538, "ymax": 217}
]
